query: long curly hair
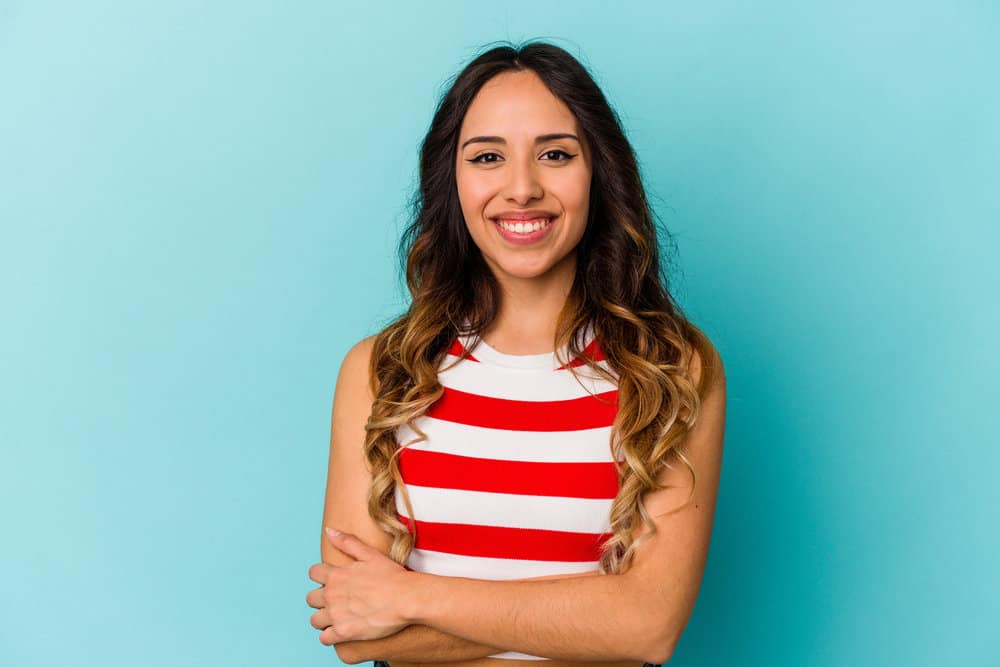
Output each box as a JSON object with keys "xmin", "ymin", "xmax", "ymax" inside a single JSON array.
[{"xmin": 363, "ymin": 40, "xmax": 720, "ymax": 576}]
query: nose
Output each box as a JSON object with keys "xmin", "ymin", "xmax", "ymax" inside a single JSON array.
[{"xmin": 502, "ymin": 156, "xmax": 544, "ymax": 205}]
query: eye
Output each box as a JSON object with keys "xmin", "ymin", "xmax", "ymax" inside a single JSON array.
[
  {"xmin": 467, "ymin": 152, "xmax": 502, "ymax": 164},
  {"xmin": 467, "ymin": 150, "xmax": 578, "ymax": 165},
  {"xmin": 541, "ymin": 149, "xmax": 576, "ymax": 161}
]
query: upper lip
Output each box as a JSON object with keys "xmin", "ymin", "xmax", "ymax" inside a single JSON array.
[{"xmin": 491, "ymin": 209, "xmax": 558, "ymax": 221}]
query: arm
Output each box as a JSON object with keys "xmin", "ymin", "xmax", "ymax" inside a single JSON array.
[
  {"xmin": 322, "ymin": 336, "xmax": 509, "ymax": 664},
  {"xmin": 394, "ymin": 347, "xmax": 727, "ymax": 664},
  {"xmin": 335, "ymin": 625, "xmax": 501, "ymax": 664},
  {"xmin": 335, "ymin": 570, "xmax": 602, "ymax": 664}
]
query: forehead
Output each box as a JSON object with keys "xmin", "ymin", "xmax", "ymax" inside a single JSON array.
[{"xmin": 459, "ymin": 70, "xmax": 579, "ymax": 138}]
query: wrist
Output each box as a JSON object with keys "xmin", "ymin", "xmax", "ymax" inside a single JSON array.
[{"xmin": 397, "ymin": 569, "xmax": 433, "ymax": 625}]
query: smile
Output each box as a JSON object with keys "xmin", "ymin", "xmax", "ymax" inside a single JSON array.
[{"xmin": 493, "ymin": 216, "xmax": 557, "ymax": 245}]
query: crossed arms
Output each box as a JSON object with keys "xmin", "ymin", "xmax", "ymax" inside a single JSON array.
[{"xmin": 319, "ymin": 336, "xmax": 726, "ymax": 664}]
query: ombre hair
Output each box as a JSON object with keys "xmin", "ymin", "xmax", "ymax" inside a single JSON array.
[{"xmin": 363, "ymin": 40, "xmax": 720, "ymax": 575}]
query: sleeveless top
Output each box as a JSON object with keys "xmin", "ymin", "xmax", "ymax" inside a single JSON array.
[{"xmin": 394, "ymin": 325, "xmax": 623, "ymax": 661}]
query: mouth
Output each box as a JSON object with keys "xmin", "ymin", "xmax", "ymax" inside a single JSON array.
[{"xmin": 492, "ymin": 215, "xmax": 557, "ymax": 245}]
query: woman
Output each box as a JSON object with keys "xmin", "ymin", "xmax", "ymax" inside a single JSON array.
[{"xmin": 306, "ymin": 41, "xmax": 726, "ymax": 667}]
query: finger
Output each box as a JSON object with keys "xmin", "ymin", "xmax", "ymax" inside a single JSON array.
[
  {"xmin": 319, "ymin": 623, "xmax": 346, "ymax": 646},
  {"xmin": 305, "ymin": 586, "xmax": 325, "ymax": 609},
  {"xmin": 308, "ymin": 562, "xmax": 332, "ymax": 584},
  {"xmin": 324, "ymin": 528, "xmax": 381, "ymax": 562},
  {"xmin": 310, "ymin": 608, "xmax": 331, "ymax": 631}
]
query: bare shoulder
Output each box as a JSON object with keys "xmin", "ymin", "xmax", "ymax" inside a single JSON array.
[
  {"xmin": 337, "ymin": 334, "xmax": 378, "ymax": 396},
  {"xmin": 688, "ymin": 333, "xmax": 726, "ymax": 400},
  {"xmin": 329, "ymin": 332, "xmax": 380, "ymax": 467},
  {"xmin": 689, "ymin": 334, "xmax": 726, "ymax": 453}
]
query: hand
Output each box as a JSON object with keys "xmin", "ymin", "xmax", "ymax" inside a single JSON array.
[{"xmin": 306, "ymin": 528, "xmax": 411, "ymax": 645}]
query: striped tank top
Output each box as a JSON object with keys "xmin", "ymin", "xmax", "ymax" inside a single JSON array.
[{"xmin": 394, "ymin": 325, "xmax": 623, "ymax": 661}]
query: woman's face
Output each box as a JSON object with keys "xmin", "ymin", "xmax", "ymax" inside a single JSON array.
[{"xmin": 455, "ymin": 69, "xmax": 593, "ymax": 285}]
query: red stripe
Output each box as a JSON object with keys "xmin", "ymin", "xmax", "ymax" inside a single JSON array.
[
  {"xmin": 448, "ymin": 336, "xmax": 606, "ymax": 368},
  {"xmin": 397, "ymin": 514, "xmax": 612, "ymax": 562},
  {"xmin": 447, "ymin": 339, "xmax": 479, "ymax": 362},
  {"xmin": 398, "ymin": 448, "xmax": 619, "ymax": 498},
  {"xmin": 559, "ymin": 337, "xmax": 607, "ymax": 369},
  {"xmin": 426, "ymin": 387, "xmax": 618, "ymax": 430}
]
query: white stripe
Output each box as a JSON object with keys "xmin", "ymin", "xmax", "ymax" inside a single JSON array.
[
  {"xmin": 439, "ymin": 356, "xmax": 618, "ymax": 401},
  {"xmin": 396, "ymin": 485, "xmax": 614, "ymax": 533},
  {"xmin": 396, "ymin": 324, "xmax": 619, "ymax": 663},
  {"xmin": 397, "ymin": 417, "xmax": 624, "ymax": 463},
  {"xmin": 406, "ymin": 548, "xmax": 601, "ymax": 580}
]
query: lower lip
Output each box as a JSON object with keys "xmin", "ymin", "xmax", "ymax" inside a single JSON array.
[{"xmin": 493, "ymin": 216, "xmax": 557, "ymax": 245}]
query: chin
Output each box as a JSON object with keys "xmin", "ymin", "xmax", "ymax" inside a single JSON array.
[{"xmin": 495, "ymin": 262, "xmax": 555, "ymax": 280}]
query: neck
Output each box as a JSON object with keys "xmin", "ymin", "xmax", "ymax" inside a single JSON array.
[{"xmin": 482, "ymin": 254, "xmax": 577, "ymax": 354}]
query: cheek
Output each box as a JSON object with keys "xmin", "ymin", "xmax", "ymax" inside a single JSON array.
[
  {"xmin": 456, "ymin": 170, "xmax": 493, "ymax": 214},
  {"xmin": 568, "ymin": 172, "xmax": 592, "ymax": 210},
  {"xmin": 561, "ymin": 173, "xmax": 592, "ymax": 235},
  {"xmin": 456, "ymin": 174, "xmax": 491, "ymax": 246}
]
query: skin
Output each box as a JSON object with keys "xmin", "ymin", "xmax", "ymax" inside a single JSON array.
[
  {"xmin": 455, "ymin": 68, "xmax": 593, "ymax": 354},
  {"xmin": 305, "ymin": 69, "xmax": 726, "ymax": 666}
]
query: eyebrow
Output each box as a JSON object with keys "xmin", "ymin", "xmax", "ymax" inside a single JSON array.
[{"xmin": 460, "ymin": 133, "xmax": 581, "ymax": 150}]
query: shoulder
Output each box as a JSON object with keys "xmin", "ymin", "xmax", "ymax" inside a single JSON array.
[
  {"xmin": 335, "ymin": 334, "xmax": 379, "ymax": 401},
  {"xmin": 687, "ymin": 331, "xmax": 726, "ymax": 408},
  {"xmin": 341, "ymin": 334, "xmax": 378, "ymax": 372}
]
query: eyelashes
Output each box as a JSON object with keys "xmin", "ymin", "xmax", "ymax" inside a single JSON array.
[{"xmin": 466, "ymin": 149, "xmax": 577, "ymax": 164}]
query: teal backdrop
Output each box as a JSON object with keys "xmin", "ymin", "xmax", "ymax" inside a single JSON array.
[{"xmin": 1, "ymin": 1, "xmax": 997, "ymax": 665}]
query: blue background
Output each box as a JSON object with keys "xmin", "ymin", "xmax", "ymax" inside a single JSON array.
[{"xmin": 2, "ymin": 1, "xmax": 997, "ymax": 665}]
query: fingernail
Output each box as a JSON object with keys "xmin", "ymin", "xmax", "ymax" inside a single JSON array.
[{"xmin": 325, "ymin": 526, "xmax": 341, "ymax": 539}]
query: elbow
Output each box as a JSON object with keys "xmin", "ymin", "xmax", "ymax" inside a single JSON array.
[
  {"xmin": 648, "ymin": 644, "xmax": 675, "ymax": 665},
  {"xmin": 623, "ymin": 575, "xmax": 682, "ymax": 663},
  {"xmin": 334, "ymin": 643, "xmax": 364, "ymax": 665},
  {"xmin": 639, "ymin": 618, "xmax": 678, "ymax": 664},
  {"xmin": 642, "ymin": 636, "xmax": 675, "ymax": 665}
]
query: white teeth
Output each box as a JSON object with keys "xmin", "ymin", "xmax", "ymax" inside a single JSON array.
[{"xmin": 498, "ymin": 217, "xmax": 552, "ymax": 234}]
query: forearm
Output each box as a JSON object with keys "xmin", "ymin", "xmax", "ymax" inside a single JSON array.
[
  {"xmin": 335, "ymin": 623, "xmax": 504, "ymax": 664},
  {"xmin": 336, "ymin": 571, "xmax": 602, "ymax": 664},
  {"xmin": 400, "ymin": 571, "xmax": 664, "ymax": 663}
]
